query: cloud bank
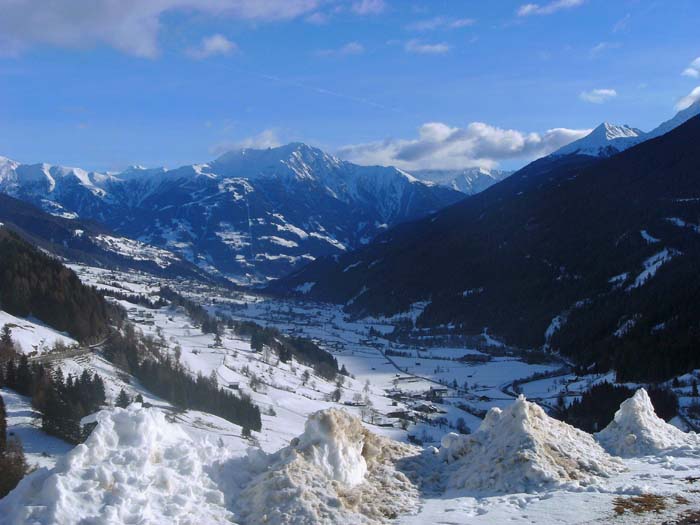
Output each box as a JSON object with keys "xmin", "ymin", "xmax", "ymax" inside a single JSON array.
[
  {"xmin": 338, "ymin": 121, "xmax": 591, "ymax": 170},
  {"xmin": 0, "ymin": 0, "xmax": 320, "ymax": 57}
]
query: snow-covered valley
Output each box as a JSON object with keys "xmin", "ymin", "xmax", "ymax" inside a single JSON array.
[{"xmin": 3, "ymin": 265, "xmax": 700, "ymax": 524}]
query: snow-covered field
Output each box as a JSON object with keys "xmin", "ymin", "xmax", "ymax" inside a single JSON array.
[
  {"xmin": 3, "ymin": 264, "xmax": 700, "ymax": 524},
  {"xmin": 0, "ymin": 310, "xmax": 77, "ymax": 355}
]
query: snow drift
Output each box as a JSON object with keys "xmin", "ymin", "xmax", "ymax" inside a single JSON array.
[
  {"xmin": 0, "ymin": 405, "xmax": 233, "ymax": 525},
  {"xmin": 439, "ymin": 395, "xmax": 624, "ymax": 493},
  {"xmin": 596, "ymin": 388, "xmax": 700, "ymax": 457},
  {"xmin": 235, "ymin": 408, "xmax": 420, "ymax": 525}
]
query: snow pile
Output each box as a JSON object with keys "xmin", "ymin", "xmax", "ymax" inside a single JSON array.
[
  {"xmin": 236, "ymin": 408, "xmax": 420, "ymax": 524},
  {"xmin": 0, "ymin": 405, "xmax": 234, "ymax": 525},
  {"xmin": 440, "ymin": 395, "xmax": 624, "ymax": 493},
  {"xmin": 596, "ymin": 388, "xmax": 700, "ymax": 457}
]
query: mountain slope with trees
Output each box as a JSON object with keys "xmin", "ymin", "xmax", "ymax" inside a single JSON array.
[
  {"xmin": 275, "ymin": 116, "xmax": 700, "ymax": 381},
  {"xmin": 0, "ymin": 227, "xmax": 119, "ymax": 342}
]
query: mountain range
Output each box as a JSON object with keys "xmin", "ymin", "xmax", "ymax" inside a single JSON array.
[
  {"xmin": 274, "ymin": 111, "xmax": 700, "ymax": 381},
  {"xmin": 0, "ymin": 144, "xmax": 463, "ymax": 283},
  {"xmin": 0, "ymin": 192, "xmax": 217, "ymax": 283}
]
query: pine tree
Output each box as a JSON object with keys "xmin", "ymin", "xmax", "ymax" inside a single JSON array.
[
  {"xmin": 116, "ymin": 389, "xmax": 131, "ymax": 408},
  {"xmin": 0, "ymin": 324, "xmax": 15, "ymax": 360}
]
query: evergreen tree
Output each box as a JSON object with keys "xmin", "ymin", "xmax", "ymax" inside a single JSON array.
[
  {"xmin": 0, "ymin": 324, "xmax": 15, "ymax": 360},
  {"xmin": 5, "ymin": 360, "xmax": 16, "ymax": 390},
  {"xmin": 116, "ymin": 389, "xmax": 131, "ymax": 408}
]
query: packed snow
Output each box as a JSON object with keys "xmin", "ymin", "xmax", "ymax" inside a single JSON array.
[
  {"xmin": 597, "ymin": 388, "xmax": 700, "ymax": 457},
  {"xmin": 439, "ymin": 395, "xmax": 624, "ymax": 493},
  {"xmin": 0, "ymin": 405, "xmax": 234, "ymax": 525},
  {"xmin": 234, "ymin": 409, "xmax": 420, "ymax": 525}
]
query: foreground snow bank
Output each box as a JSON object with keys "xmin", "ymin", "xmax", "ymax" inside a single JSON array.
[
  {"xmin": 0, "ymin": 405, "xmax": 234, "ymax": 525},
  {"xmin": 440, "ymin": 395, "xmax": 624, "ymax": 493},
  {"xmin": 597, "ymin": 388, "xmax": 700, "ymax": 457},
  {"xmin": 236, "ymin": 408, "xmax": 421, "ymax": 525}
]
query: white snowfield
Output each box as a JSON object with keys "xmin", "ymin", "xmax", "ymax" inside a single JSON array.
[
  {"xmin": 0, "ymin": 310, "xmax": 77, "ymax": 355},
  {"xmin": 439, "ymin": 395, "xmax": 625, "ymax": 493},
  {"xmin": 597, "ymin": 388, "xmax": 700, "ymax": 457}
]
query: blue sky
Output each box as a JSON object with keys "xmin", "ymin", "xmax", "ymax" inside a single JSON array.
[{"xmin": 0, "ymin": 0, "xmax": 698, "ymax": 172}]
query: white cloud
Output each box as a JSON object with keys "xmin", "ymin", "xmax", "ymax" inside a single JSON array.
[
  {"xmin": 517, "ymin": 0, "xmax": 584, "ymax": 17},
  {"xmin": 0, "ymin": 0, "xmax": 319, "ymax": 57},
  {"xmin": 406, "ymin": 16, "xmax": 475, "ymax": 31},
  {"xmin": 405, "ymin": 39, "xmax": 450, "ymax": 55},
  {"xmin": 682, "ymin": 57, "xmax": 700, "ymax": 78},
  {"xmin": 316, "ymin": 41, "xmax": 365, "ymax": 57},
  {"xmin": 589, "ymin": 41, "xmax": 620, "ymax": 58},
  {"xmin": 211, "ymin": 129, "xmax": 281, "ymax": 155},
  {"xmin": 579, "ymin": 88, "xmax": 617, "ymax": 104},
  {"xmin": 186, "ymin": 34, "xmax": 237, "ymax": 59},
  {"xmin": 351, "ymin": 0, "xmax": 385, "ymax": 15},
  {"xmin": 337, "ymin": 121, "xmax": 591, "ymax": 170},
  {"xmin": 676, "ymin": 86, "xmax": 700, "ymax": 111}
]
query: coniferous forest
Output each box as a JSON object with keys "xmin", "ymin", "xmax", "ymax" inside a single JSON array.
[{"xmin": 0, "ymin": 228, "xmax": 119, "ymax": 342}]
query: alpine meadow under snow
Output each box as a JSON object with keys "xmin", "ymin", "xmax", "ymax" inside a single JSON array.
[{"xmin": 3, "ymin": 2, "xmax": 700, "ymax": 524}]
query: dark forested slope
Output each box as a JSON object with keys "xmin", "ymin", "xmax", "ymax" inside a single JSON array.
[{"xmin": 275, "ymin": 116, "xmax": 700, "ymax": 381}]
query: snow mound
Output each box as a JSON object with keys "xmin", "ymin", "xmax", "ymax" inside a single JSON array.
[
  {"xmin": 596, "ymin": 388, "xmax": 700, "ymax": 457},
  {"xmin": 236, "ymin": 408, "xmax": 420, "ymax": 524},
  {"xmin": 0, "ymin": 405, "xmax": 233, "ymax": 525},
  {"xmin": 440, "ymin": 395, "xmax": 624, "ymax": 493}
]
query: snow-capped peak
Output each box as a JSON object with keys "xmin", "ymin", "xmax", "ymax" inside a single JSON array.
[
  {"xmin": 553, "ymin": 100, "xmax": 700, "ymax": 159},
  {"xmin": 553, "ymin": 122, "xmax": 643, "ymax": 158},
  {"xmin": 210, "ymin": 142, "xmax": 343, "ymax": 183},
  {"xmin": 596, "ymin": 122, "xmax": 643, "ymax": 140}
]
